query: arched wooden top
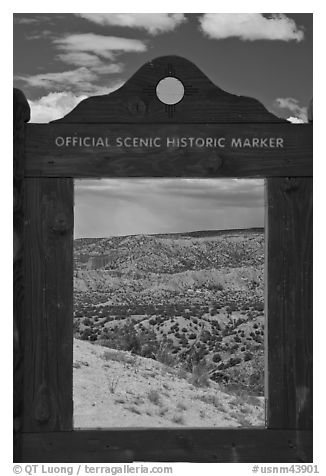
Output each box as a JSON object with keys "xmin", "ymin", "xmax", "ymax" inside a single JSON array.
[{"xmin": 52, "ymin": 55, "xmax": 284, "ymax": 124}]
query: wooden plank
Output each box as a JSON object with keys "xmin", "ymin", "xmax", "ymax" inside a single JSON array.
[
  {"xmin": 25, "ymin": 123, "xmax": 312, "ymax": 177},
  {"xmin": 13, "ymin": 88, "xmax": 30, "ymax": 461},
  {"xmin": 23, "ymin": 178, "xmax": 74, "ymax": 432},
  {"xmin": 51, "ymin": 56, "xmax": 284, "ymax": 124},
  {"xmin": 21, "ymin": 429, "xmax": 312, "ymax": 463},
  {"xmin": 266, "ymin": 178, "xmax": 313, "ymax": 429}
]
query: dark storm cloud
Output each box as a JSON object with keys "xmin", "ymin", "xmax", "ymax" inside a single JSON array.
[
  {"xmin": 74, "ymin": 179, "xmax": 264, "ymax": 238},
  {"xmin": 75, "ymin": 178, "xmax": 264, "ymax": 207}
]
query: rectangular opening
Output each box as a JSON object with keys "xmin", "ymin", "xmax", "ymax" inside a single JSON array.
[{"xmin": 73, "ymin": 178, "xmax": 265, "ymax": 428}]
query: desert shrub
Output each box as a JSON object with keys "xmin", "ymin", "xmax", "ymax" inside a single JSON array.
[
  {"xmin": 212, "ymin": 353, "xmax": 222, "ymax": 363},
  {"xmin": 155, "ymin": 342, "xmax": 178, "ymax": 367},
  {"xmin": 99, "ymin": 321, "xmax": 159, "ymax": 358},
  {"xmin": 190, "ymin": 360, "xmax": 212, "ymax": 387},
  {"xmin": 148, "ymin": 390, "xmax": 161, "ymax": 406},
  {"xmin": 171, "ymin": 414, "xmax": 185, "ymax": 425},
  {"xmin": 108, "ymin": 376, "xmax": 119, "ymax": 394},
  {"xmin": 244, "ymin": 351, "xmax": 253, "ymax": 361},
  {"xmin": 228, "ymin": 356, "xmax": 242, "ymax": 367},
  {"xmin": 197, "ymin": 394, "xmax": 225, "ymax": 411},
  {"xmin": 249, "ymin": 355, "xmax": 264, "ymax": 394},
  {"xmin": 176, "ymin": 402, "xmax": 187, "ymax": 411},
  {"xmin": 102, "ymin": 349, "xmax": 136, "ymax": 365},
  {"xmin": 73, "ymin": 320, "xmax": 80, "ymax": 335},
  {"xmin": 82, "ymin": 317, "xmax": 92, "ymax": 326},
  {"xmin": 80, "ymin": 328, "xmax": 92, "ymax": 340}
]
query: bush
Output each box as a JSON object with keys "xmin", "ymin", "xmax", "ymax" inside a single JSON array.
[
  {"xmin": 244, "ymin": 351, "xmax": 253, "ymax": 361},
  {"xmin": 148, "ymin": 390, "xmax": 161, "ymax": 405},
  {"xmin": 155, "ymin": 343, "xmax": 178, "ymax": 367},
  {"xmin": 212, "ymin": 353, "xmax": 222, "ymax": 363},
  {"xmin": 190, "ymin": 359, "xmax": 212, "ymax": 387}
]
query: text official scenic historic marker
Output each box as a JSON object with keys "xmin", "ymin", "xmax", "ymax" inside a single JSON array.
[{"xmin": 54, "ymin": 135, "xmax": 285, "ymax": 149}]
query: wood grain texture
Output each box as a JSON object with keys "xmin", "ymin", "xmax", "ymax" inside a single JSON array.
[
  {"xmin": 21, "ymin": 429, "xmax": 312, "ymax": 463},
  {"xmin": 23, "ymin": 178, "xmax": 74, "ymax": 432},
  {"xmin": 51, "ymin": 56, "xmax": 285, "ymax": 124},
  {"xmin": 13, "ymin": 88, "xmax": 30, "ymax": 462},
  {"xmin": 266, "ymin": 178, "xmax": 313, "ymax": 429},
  {"xmin": 25, "ymin": 123, "xmax": 312, "ymax": 177}
]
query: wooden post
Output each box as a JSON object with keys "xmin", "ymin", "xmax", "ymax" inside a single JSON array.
[
  {"xmin": 23, "ymin": 177, "xmax": 74, "ymax": 432},
  {"xmin": 266, "ymin": 177, "xmax": 313, "ymax": 451},
  {"xmin": 13, "ymin": 88, "xmax": 30, "ymax": 461}
]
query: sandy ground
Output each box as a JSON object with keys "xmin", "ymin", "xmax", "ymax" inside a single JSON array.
[{"xmin": 73, "ymin": 339, "xmax": 264, "ymax": 429}]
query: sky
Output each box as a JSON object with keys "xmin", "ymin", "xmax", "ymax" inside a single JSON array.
[
  {"xmin": 74, "ymin": 178, "xmax": 265, "ymax": 238},
  {"xmin": 13, "ymin": 13, "xmax": 312, "ymax": 237},
  {"xmin": 13, "ymin": 13, "xmax": 312, "ymax": 123}
]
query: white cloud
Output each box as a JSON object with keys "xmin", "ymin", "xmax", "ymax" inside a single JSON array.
[
  {"xmin": 28, "ymin": 86, "xmax": 123, "ymax": 123},
  {"xmin": 16, "ymin": 67, "xmax": 98, "ymax": 93},
  {"xmin": 56, "ymin": 52, "xmax": 104, "ymax": 67},
  {"xmin": 16, "ymin": 65, "xmax": 123, "ymax": 94},
  {"xmin": 56, "ymin": 51, "xmax": 124, "ymax": 74},
  {"xmin": 287, "ymin": 116, "xmax": 305, "ymax": 124},
  {"xmin": 28, "ymin": 92, "xmax": 88, "ymax": 123},
  {"xmin": 199, "ymin": 14, "xmax": 304, "ymax": 41},
  {"xmin": 54, "ymin": 33, "xmax": 147, "ymax": 60},
  {"xmin": 13, "ymin": 17, "xmax": 38, "ymax": 25},
  {"xmin": 76, "ymin": 13, "xmax": 186, "ymax": 35},
  {"xmin": 91, "ymin": 64, "xmax": 124, "ymax": 74},
  {"xmin": 275, "ymin": 97, "xmax": 308, "ymax": 122}
]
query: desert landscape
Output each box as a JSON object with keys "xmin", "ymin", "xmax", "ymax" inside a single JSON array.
[{"xmin": 73, "ymin": 228, "xmax": 265, "ymax": 427}]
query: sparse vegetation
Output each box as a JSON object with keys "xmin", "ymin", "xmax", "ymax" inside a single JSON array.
[
  {"xmin": 190, "ymin": 360, "xmax": 212, "ymax": 388},
  {"xmin": 147, "ymin": 390, "xmax": 162, "ymax": 406},
  {"xmin": 171, "ymin": 414, "xmax": 185, "ymax": 425},
  {"xmin": 74, "ymin": 229, "xmax": 265, "ymax": 427},
  {"xmin": 108, "ymin": 376, "xmax": 119, "ymax": 394}
]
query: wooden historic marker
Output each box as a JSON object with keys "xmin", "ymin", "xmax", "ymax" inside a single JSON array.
[{"xmin": 13, "ymin": 55, "xmax": 312, "ymax": 462}]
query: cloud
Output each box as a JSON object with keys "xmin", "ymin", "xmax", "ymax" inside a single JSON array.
[
  {"xmin": 54, "ymin": 33, "xmax": 147, "ymax": 60},
  {"xmin": 25, "ymin": 30, "xmax": 54, "ymax": 40},
  {"xmin": 13, "ymin": 17, "xmax": 38, "ymax": 25},
  {"xmin": 287, "ymin": 116, "xmax": 305, "ymax": 124},
  {"xmin": 199, "ymin": 14, "xmax": 304, "ymax": 41},
  {"xmin": 76, "ymin": 178, "xmax": 264, "ymax": 208},
  {"xmin": 74, "ymin": 178, "xmax": 264, "ymax": 237},
  {"xmin": 56, "ymin": 51, "xmax": 124, "ymax": 74},
  {"xmin": 91, "ymin": 64, "xmax": 124, "ymax": 74},
  {"xmin": 75, "ymin": 13, "xmax": 186, "ymax": 35},
  {"xmin": 15, "ymin": 66, "xmax": 123, "ymax": 94},
  {"xmin": 28, "ymin": 84, "xmax": 123, "ymax": 122},
  {"xmin": 56, "ymin": 52, "xmax": 103, "ymax": 67},
  {"xmin": 274, "ymin": 97, "xmax": 308, "ymax": 122},
  {"xmin": 16, "ymin": 67, "xmax": 97, "ymax": 93},
  {"xmin": 28, "ymin": 92, "xmax": 88, "ymax": 123}
]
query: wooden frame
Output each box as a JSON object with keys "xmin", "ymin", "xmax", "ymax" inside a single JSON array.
[{"xmin": 14, "ymin": 56, "xmax": 313, "ymax": 463}]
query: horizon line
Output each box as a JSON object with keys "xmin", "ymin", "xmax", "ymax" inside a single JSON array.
[{"xmin": 74, "ymin": 226, "xmax": 264, "ymax": 241}]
